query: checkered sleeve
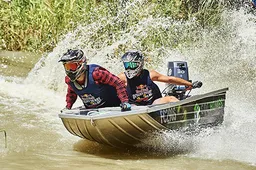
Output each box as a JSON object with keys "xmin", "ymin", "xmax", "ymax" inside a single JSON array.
[
  {"xmin": 65, "ymin": 76, "xmax": 77, "ymax": 109},
  {"xmin": 92, "ymin": 67, "xmax": 129, "ymax": 103}
]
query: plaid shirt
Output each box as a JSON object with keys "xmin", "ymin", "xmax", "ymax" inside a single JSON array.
[{"xmin": 65, "ymin": 66, "xmax": 128, "ymax": 109}]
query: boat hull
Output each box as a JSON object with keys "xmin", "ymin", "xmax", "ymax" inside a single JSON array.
[{"xmin": 59, "ymin": 88, "xmax": 228, "ymax": 147}]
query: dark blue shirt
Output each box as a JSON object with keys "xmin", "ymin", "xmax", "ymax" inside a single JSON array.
[
  {"xmin": 126, "ymin": 69, "xmax": 162, "ymax": 105},
  {"xmin": 67, "ymin": 64, "xmax": 125, "ymax": 108}
]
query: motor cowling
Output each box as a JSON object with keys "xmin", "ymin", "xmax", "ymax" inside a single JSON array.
[{"xmin": 165, "ymin": 61, "xmax": 191, "ymax": 100}]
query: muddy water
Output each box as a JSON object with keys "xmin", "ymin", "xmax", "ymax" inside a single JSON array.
[{"xmin": 0, "ymin": 51, "xmax": 255, "ymax": 170}]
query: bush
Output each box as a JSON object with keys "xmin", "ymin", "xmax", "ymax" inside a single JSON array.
[{"xmin": 0, "ymin": 0, "xmax": 231, "ymax": 53}]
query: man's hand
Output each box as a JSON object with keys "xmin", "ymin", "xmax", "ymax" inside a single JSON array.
[{"xmin": 120, "ymin": 102, "xmax": 131, "ymax": 112}]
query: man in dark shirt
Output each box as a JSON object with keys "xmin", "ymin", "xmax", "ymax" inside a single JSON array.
[
  {"xmin": 59, "ymin": 49, "xmax": 131, "ymax": 111},
  {"xmin": 118, "ymin": 51, "xmax": 202, "ymax": 105}
]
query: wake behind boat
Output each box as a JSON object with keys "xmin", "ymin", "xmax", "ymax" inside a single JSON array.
[{"xmin": 59, "ymin": 61, "xmax": 229, "ymax": 148}]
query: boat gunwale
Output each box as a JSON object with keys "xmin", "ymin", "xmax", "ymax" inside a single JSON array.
[{"xmin": 59, "ymin": 88, "xmax": 228, "ymax": 120}]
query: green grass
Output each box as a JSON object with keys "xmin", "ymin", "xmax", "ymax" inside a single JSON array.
[{"xmin": 0, "ymin": 0, "xmax": 229, "ymax": 53}]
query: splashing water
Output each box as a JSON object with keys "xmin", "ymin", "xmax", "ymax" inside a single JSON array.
[{"xmin": 145, "ymin": 8, "xmax": 256, "ymax": 165}]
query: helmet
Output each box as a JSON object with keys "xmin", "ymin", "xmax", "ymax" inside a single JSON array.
[
  {"xmin": 59, "ymin": 49, "xmax": 87, "ymax": 82},
  {"xmin": 121, "ymin": 51, "xmax": 144, "ymax": 79}
]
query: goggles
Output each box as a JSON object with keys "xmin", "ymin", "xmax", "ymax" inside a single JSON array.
[
  {"xmin": 123, "ymin": 62, "xmax": 139, "ymax": 70},
  {"xmin": 63, "ymin": 61, "xmax": 83, "ymax": 71}
]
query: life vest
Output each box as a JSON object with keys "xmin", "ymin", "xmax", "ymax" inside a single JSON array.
[
  {"xmin": 69, "ymin": 64, "xmax": 121, "ymax": 108},
  {"xmin": 126, "ymin": 69, "xmax": 162, "ymax": 105}
]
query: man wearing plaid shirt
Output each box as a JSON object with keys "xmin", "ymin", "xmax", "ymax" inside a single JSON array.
[{"xmin": 59, "ymin": 49, "xmax": 131, "ymax": 112}]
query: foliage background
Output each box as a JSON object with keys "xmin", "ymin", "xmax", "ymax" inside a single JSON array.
[{"xmin": 0, "ymin": 0, "xmax": 241, "ymax": 53}]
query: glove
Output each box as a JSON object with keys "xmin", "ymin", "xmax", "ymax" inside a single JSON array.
[
  {"xmin": 192, "ymin": 81, "xmax": 203, "ymax": 89},
  {"xmin": 120, "ymin": 102, "xmax": 131, "ymax": 112},
  {"xmin": 60, "ymin": 107, "xmax": 70, "ymax": 113}
]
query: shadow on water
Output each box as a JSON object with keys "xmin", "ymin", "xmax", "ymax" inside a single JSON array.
[
  {"xmin": 73, "ymin": 139, "xmax": 186, "ymax": 160},
  {"xmin": 72, "ymin": 129, "xmax": 200, "ymax": 160}
]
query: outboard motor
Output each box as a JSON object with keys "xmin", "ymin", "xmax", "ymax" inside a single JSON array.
[{"xmin": 164, "ymin": 61, "xmax": 191, "ymax": 100}]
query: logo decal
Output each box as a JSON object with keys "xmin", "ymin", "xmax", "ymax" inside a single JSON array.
[
  {"xmin": 80, "ymin": 94, "xmax": 103, "ymax": 108},
  {"xmin": 132, "ymin": 84, "xmax": 153, "ymax": 102}
]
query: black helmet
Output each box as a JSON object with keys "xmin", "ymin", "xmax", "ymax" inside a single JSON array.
[
  {"xmin": 121, "ymin": 51, "xmax": 144, "ymax": 79},
  {"xmin": 59, "ymin": 49, "xmax": 87, "ymax": 81}
]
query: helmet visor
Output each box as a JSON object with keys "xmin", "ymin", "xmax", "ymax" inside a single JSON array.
[
  {"xmin": 123, "ymin": 62, "xmax": 139, "ymax": 70},
  {"xmin": 63, "ymin": 61, "xmax": 82, "ymax": 71}
]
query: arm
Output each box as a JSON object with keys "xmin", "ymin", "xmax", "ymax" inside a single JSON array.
[
  {"xmin": 117, "ymin": 72, "xmax": 127, "ymax": 85},
  {"xmin": 150, "ymin": 70, "xmax": 192, "ymax": 87},
  {"xmin": 92, "ymin": 67, "xmax": 129, "ymax": 103},
  {"xmin": 65, "ymin": 76, "xmax": 77, "ymax": 109}
]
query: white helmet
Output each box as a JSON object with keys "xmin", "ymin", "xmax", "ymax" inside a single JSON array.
[
  {"xmin": 59, "ymin": 49, "xmax": 87, "ymax": 82},
  {"xmin": 121, "ymin": 51, "xmax": 144, "ymax": 79}
]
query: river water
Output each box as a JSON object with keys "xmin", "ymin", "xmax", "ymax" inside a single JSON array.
[{"xmin": 1, "ymin": 6, "xmax": 256, "ymax": 170}]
